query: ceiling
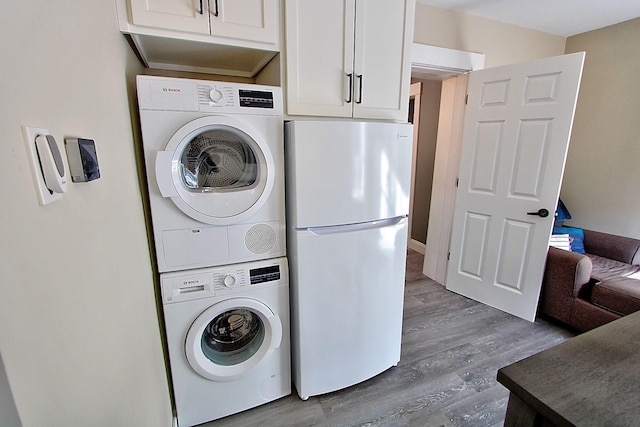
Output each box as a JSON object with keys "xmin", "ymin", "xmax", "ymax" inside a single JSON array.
[{"xmin": 416, "ymin": 0, "xmax": 640, "ymax": 37}]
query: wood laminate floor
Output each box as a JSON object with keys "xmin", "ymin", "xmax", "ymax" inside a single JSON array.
[{"xmin": 203, "ymin": 250, "xmax": 574, "ymax": 427}]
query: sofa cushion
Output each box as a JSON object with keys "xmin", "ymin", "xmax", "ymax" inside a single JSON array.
[
  {"xmin": 583, "ymin": 229, "xmax": 640, "ymax": 265},
  {"xmin": 587, "ymin": 254, "xmax": 640, "ymax": 282},
  {"xmin": 591, "ymin": 277, "xmax": 640, "ymax": 316}
]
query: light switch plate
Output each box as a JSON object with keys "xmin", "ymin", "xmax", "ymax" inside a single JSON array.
[{"xmin": 22, "ymin": 126, "xmax": 63, "ymax": 205}]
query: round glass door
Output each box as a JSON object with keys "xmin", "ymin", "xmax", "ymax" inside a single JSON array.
[
  {"xmin": 201, "ymin": 308, "xmax": 265, "ymax": 366},
  {"xmin": 180, "ymin": 127, "xmax": 259, "ymax": 193},
  {"xmin": 155, "ymin": 116, "xmax": 275, "ymax": 225},
  {"xmin": 185, "ymin": 298, "xmax": 282, "ymax": 381}
]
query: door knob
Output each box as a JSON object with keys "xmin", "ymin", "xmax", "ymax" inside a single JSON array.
[{"xmin": 527, "ymin": 208, "xmax": 550, "ymax": 218}]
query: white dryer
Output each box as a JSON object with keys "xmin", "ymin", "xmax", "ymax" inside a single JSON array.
[
  {"xmin": 137, "ymin": 76, "xmax": 286, "ymax": 272},
  {"xmin": 161, "ymin": 257, "xmax": 291, "ymax": 426}
]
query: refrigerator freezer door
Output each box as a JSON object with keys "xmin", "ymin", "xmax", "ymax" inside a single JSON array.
[
  {"xmin": 288, "ymin": 217, "xmax": 408, "ymax": 399},
  {"xmin": 285, "ymin": 121, "xmax": 412, "ymax": 229}
]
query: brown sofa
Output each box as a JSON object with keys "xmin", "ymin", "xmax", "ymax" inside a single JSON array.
[{"xmin": 539, "ymin": 229, "xmax": 640, "ymax": 332}]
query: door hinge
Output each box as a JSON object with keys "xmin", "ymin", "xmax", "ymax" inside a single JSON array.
[
  {"xmin": 465, "ymin": 94, "xmax": 468, "ymax": 105},
  {"xmin": 455, "ymin": 177, "xmax": 459, "ymax": 188},
  {"xmin": 447, "ymin": 252, "xmax": 451, "ymax": 261}
]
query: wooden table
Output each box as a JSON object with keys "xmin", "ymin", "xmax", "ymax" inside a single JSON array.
[{"xmin": 497, "ymin": 310, "xmax": 640, "ymax": 427}]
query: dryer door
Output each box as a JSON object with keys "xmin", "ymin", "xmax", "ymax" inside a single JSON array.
[
  {"xmin": 156, "ymin": 116, "xmax": 275, "ymax": 225},
  {"xmin": 185, "ymin": 298, "xmax": 282, "ymax": 381}
]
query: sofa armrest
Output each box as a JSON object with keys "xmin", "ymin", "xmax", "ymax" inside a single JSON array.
[
  {"xmin": 545, "ymin": 247, "xmax": 593, "ymax": 297},
  {"xmin": 584, "ymin": 229, "xmax": 640, "ymax": 266},
  {"xmin": 539, "ymin": 247, "xmax": 593, "ymax": 324}
]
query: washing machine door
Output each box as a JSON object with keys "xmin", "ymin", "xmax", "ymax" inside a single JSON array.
[
  {"xmin": 155, "ymin": 116, "xmax": 275, "ymax": 225},
  {"xmin": 185, "ymin": 298, "xmax": 282, "ymax": 381}
]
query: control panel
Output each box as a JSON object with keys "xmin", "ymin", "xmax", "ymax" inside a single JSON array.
[
  {"xmin": 197, "ymin": 84, "xmax": 275, "ymax": 110},
  {"xmin": 161, "ymin": 258, "xmax": 287, "ymax": 304},
  {"xmin": 137, "ymin": 75, "xmax": 283, "ymax": 115},
  {"xmin": 212, "ymin": 263, "xmax": 281, "ymax": 294}
]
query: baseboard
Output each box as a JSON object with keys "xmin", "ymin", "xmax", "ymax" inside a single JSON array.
[{"xmin": 408, "ymin": 239, "xmax": 426, "ymax": 254}]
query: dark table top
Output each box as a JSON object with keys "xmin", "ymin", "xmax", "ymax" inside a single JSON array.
[{"xmin": 497, "ymin": 310, "xmax": 640, "ymax": 427}]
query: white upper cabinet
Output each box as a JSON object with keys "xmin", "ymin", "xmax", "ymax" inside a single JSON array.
[
  {"xmin": 352, "ymin": 0, "xmax": 414, "ymax": 120},
  {"xmin": 285, "ymin": 0, "xmax": 415, "ymax": 120},
  {"xmin": 116, "ymin": 0, "xmax": 280, "ymax": 76},
  {"xmin": 128, "ymin": 0, "xmax": 278, "ymax": 45},
  {"xmin": 284, "ymin": 0, "xmax": 355, "ymax": 118}
]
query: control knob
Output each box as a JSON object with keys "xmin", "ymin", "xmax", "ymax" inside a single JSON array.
[
  {"xmin": 223, "ymin": 274, "xmax": 236, "ymax": 288},
  {"xmin": 209, "ymin": 88, "xmax": 224, "ymax": 104}
]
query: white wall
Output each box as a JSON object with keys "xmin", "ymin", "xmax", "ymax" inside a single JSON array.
[
  {"xmin": 562, "ymin": 18, "xmax": 640, "ymax": 238},
  {"xmin": 0, "ymin": 2, "xmax": 172, "ymax": 426},
  {"xmin": 413, "ymin": 4, "xmax": 566, "ymax": 68}
]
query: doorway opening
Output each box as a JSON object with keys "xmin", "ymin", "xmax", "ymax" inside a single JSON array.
[
  {"xmin": 407, "ymin": 79, "xmax": 442, "ymax": 254},
  {"xmin": 408, "ymin": 43, "xmax": 484, "ymax": 283}
]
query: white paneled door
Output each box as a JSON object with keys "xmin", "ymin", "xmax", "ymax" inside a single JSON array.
[{"xmin": 446, "ymin": 53, "xmax": 585, "ymax": 321}]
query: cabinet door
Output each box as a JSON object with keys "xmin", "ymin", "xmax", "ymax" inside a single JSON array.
[
  {"xmin": 285, "ymin": 0, "xmax": 355, "ymax": 117},
  {"xmin": 129, "ymin": 0, "xmax": 211, "ymax": 34},
  {"xmin": 210, "ymin": 0, "xmax": 278, "ymax": 44},
  {"xmin": 353, "ymin": 0, "xmax": 414, "ymax": 120}
]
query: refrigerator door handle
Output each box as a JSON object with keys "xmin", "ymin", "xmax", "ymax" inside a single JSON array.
[{"xmin": 302, "ymin": 216, "xmax": 406, "ymax": 235}]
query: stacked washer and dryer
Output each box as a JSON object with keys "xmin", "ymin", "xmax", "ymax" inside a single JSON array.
[{"xmin": 137, "ymin": 76, "xmax": 290, "ymax": 427}]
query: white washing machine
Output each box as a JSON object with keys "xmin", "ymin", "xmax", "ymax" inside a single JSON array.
[
  {"xmin": 161, "ymin": 257, "xmax": 291, "ymax": 427},
  {"xmin": 137, "ymin": 76, "xmax": 286, "ymax": 272}
]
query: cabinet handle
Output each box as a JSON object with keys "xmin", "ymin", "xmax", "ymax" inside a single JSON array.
[
  {"xmin": 356, "ymin": 74, "xmax": 363, "ymax": 104},
  {"xmin": 198, "ymin": 0, "xmax": 203, "ymax": 14},
  {"xmin": 213, "ymin": 0, "xmax": 219, "ymax": 17},
  {"xmin": 345, "ymin": 73, "xmax": 353, "ymax": 103}
]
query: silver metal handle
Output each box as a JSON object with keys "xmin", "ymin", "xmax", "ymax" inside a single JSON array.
[
  {"xmin": 356, "ymin": 74, "xmax": 363, "ymax": 104},
  {"xmin": 302, "ymin": 216, "xmax": 406, "ymax": 235},
  {"xmin": 345, "ymin": 73, "xmax": 353, "ymax": 103},
  {"xmin": 212, "ymin": 0, "xmax": 219, "ymax": 16}
]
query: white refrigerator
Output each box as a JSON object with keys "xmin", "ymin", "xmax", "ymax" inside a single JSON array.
[{"xmin": 285, "ymin": 120, "xmax": 413, "ymax": 400}]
